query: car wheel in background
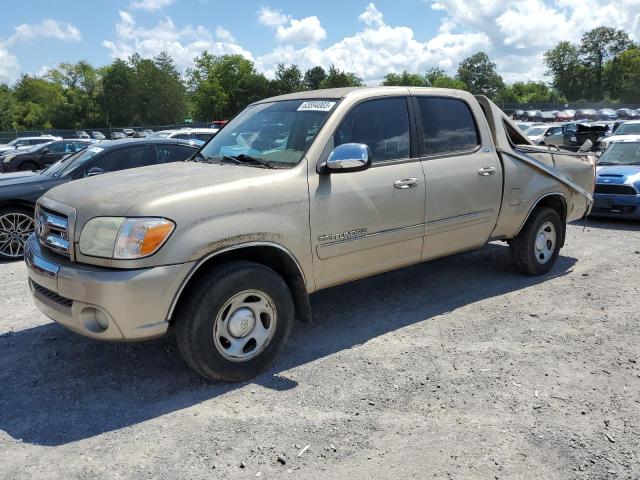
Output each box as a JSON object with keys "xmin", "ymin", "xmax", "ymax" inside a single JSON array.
[
  {"xmin": 175, "ymin": 261, "xmax": 294, "ymax": 382},
  {"xmin": 17, "ymin": 162, "xmax": 38, "ymax": 172},
  {"xmin": 510, "ymin": 207, "xmax": 562, "ymax": 276},
  {"xmin": 0, "ymin": 206, "xmax": 35, "ymax": 260}
]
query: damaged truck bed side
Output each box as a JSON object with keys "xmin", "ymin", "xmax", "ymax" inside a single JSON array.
[{"xmin": 25, "ymin": 87, "xmax": 595, "ymax": 382}]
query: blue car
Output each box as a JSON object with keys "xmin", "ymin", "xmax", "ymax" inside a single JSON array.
[{"xmin": 591, "ymin": 139, "xmax": 640, "ymax": 220}]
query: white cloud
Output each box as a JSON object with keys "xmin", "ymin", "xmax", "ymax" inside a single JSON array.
[
  {"xmin": 359, "ymin": 3, "xmax": 384, "ymax": 28},
  {"xmin": 0, "ymin": 44, "xmax": 19, "ymax": 84},
  {"xmin": 257, "ymin": 7, "xmax": 290, "ymax": 27},
  {"xmin": 129, "ymin": 0, "xmax": 175, "ymax": 11},
  {"xmin": 215, "ymin": 26, "xmax": 235, "ymax": 43},
  {"xmin": 430, "ymin": 0, "xmax": 640, "ymax": 81},
  {"xmin": 257, "ymin": 3, "xmax": 489, "ymax": 82},
  {"xmin": 275, "ymin": 16, "xmax": 326, "ymax": 44},
  {"xmin": 103, "ymin": 11, "xmax": 253, "ymax": 70},
  {"xmin": 7, "ymin": 19, "xmax": 81, "ymax": 44}
]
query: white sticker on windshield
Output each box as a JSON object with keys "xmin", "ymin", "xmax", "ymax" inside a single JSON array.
[{"xmin": 297, "ymin": 101, "xmax": 336, "ymax": 112}]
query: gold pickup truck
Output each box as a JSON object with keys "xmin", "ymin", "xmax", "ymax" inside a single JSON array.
[{"xmin": 25, "ymin": 87, "xmax": 595, "ymax": 382}]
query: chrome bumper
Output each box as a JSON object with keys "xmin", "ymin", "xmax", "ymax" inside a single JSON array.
[{"xmin": 25, "ymin": 235, "xmax": 196, "ymax": 341}]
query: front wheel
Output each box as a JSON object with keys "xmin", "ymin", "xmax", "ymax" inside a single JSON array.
[
  {"xmin": 0, "ymin": 207, "xmax": 35, "ymax": 260},
  {"xmin": 175, "ymin": 261, "xmax": 294, "ymax": 382},
  {"xmin": 510, "ymin": 207, "xmax": 562, "ymax": 275}
]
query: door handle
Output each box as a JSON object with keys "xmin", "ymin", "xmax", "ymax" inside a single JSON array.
[
  {"xmin": 394, "ymin": 178, "xmax": 419, "ymax": 189},
  {"xmin": 478, "ymin": 166, "xmax": 496, "ymax": 176}
]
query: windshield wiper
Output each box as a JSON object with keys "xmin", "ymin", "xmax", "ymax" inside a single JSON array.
[
  {"xmin": 222, "ymin": 154, "xmax": 275, "ymax": 169},
  {"xmin": 191, "ymin": 151, "xmax": 217, "ymax": 163}
]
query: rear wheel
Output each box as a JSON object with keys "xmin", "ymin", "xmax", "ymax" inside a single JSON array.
[
  {"xmin": 175, "ymin": 261, "xmax": 294, "ymax": 382},
  {"xmin": 17, "ymin": 161, "xmax": 38, "ymax": 172},
  {"xmin": 510, "ymin": 207, "xmax": 562, "ymax": 275},
  {"xmin": 0, "ymin": 206, "xmax": 35, "ymax": 260}
]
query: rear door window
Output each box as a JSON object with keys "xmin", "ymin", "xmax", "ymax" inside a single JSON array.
[
  {"xmin": 155, "ymin": 144, "xmax": 195, "ymax": 163},
  {"xmin": 415, "ymin": 97, "xmax": 479, "ymax": 156}
]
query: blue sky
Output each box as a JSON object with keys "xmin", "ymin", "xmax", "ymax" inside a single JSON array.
[{"xmin": 1, "ymin": 0, "xmax": 640, "ymax": 85}]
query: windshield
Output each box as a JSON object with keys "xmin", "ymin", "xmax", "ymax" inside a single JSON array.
[
  {"xmin": 199, "ymin": 99, "xmax": 336, "ymax": 168},
  {"xmin": 525, "ymin": 127, "xmax": 547, "ymax": 136},
  {"xmin": 599, "ymin": 142, "xmax": 640, "ymax": 165},
  {"xmin": 614, "ymin": 123, "xmax": 640, "ymax": 135},
  {"xmin": 43, "ymin": 146, "xmax": 105, "ymax": 177}
]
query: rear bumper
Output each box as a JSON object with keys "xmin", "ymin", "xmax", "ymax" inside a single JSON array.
[
  {"xmin": 25, "ymin": 235, "xmax": 196, "ymax": 341},
  {"xmin": 589, "ymin": 193, "xmax": 640, "ymax": 220}
]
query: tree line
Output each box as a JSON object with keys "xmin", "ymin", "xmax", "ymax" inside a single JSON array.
[{"xmin": 1, "ymin": 25, "xmax": 638, "ymax": 132}]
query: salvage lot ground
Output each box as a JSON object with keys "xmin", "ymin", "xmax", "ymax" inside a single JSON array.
[{"xmin": 0, "ymin": 219, "xmax": 639, "ymax": 480}]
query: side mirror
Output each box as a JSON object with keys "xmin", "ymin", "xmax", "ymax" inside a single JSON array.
[
  {"xmin": 86, "ymin": 167, "xmax": 106, "ymax": 177},
  {"xmin": 324, "ymin": 143, "xmax": 371, "ymax": 173},
  {"xmin": 42, "ymin": 149, "xmax": 51, "ymax": 154}
]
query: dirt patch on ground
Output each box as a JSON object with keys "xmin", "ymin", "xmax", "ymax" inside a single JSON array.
[{"xmin": 1, "ymin": 219, "xmax": 639, "ymax": 479}]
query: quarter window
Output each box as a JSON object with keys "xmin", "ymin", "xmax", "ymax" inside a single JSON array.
[
  {"xmin": 416, "ymin": 97, "xmax": 479, "ymax": 156},
  {"xmin": 335, "ymin": 97, "xmax": 410, "ymax": 162}
]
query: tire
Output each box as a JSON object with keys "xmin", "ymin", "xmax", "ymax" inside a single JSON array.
[
  {"xmin": 17, "ymin": 161, "xmax": 38, "ymax": 172},
  {"xmin": 175, "ymin": 261, "xmax": 294, "ymax": 382},
  {"xmin": 0, "ymin": 206, "xmax": 35, "ymax": 260},
  {"xmin": 510, "ymin": 207, "xmax": 563, "ymax": 276}
]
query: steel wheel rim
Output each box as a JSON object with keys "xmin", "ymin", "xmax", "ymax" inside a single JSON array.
[
  {"xmin": 0, "ymin": 212, "xmax": 35, "ymax": 258},
  {"xmin": 213, "ymin": 289, "xmax": 277, "ymax": 362},
  {"xmin": 534, "ymin": 221, "xmax": 556, "ymax": 264}
]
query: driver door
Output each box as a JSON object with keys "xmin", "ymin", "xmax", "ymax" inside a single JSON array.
[{"xmin": 309, "ymin": 96, "xmax": 426, "ymax": 289}]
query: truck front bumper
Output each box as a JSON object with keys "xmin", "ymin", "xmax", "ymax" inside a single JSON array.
[
  {"xmin": 25, "ymin": 235, "xmax": 196, "ymax": 341},
  {"xmin": 590, "ymin": 193, "xmax": 640, "ymax": 220}
]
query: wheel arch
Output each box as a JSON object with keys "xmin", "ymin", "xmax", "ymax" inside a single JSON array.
[
  {"xmin": 0, "ymin": 200, "xmax": 36, "ymax": 212},
  {"xmin": 168, "ymin": 242, "xmax": 312, "ymax": 324},
  {"xmin": 515, "ymin": 192, "xmax": 568, "ymax": 246}
]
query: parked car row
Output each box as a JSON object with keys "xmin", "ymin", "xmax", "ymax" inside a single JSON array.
[
  {"xmin": 0, "ymin": 138, "xmax": 199, "ymax": 259},
  {"xmin": 512, "ymin": 108, "xmax": 640, "ymax": 122}
]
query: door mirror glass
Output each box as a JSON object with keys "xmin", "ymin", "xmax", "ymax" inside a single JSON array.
[
  {"xmin": 325, "ymin": 143, "xmax": 371, "ymax": 173},
  {"xmin": 42, "ymin": 149, "xmax": 51, "ymax": 154}
]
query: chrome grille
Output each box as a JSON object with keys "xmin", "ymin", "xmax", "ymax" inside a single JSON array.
[{"xmin": 36, "ymin": 207, "xmax": 70, "ymax": 257}]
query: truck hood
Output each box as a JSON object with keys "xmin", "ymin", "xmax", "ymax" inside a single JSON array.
[
  {"xmin": 43, "ymin": 161, "xmax": 281, "ymax": 217},
  {"xmin": 596, "ymin": 164, "xmax": 640, "ymax": 187}
]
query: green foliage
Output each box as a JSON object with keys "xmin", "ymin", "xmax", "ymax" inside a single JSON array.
[
  {"xmin": 382, "ymin": 71, "xmax": 426, "ymax": 86},
  {"xmin": 0, "ymin": 84, "xmax": 17, "ymax": 131},
  {"xmin": 303, "ymin": 66, "xmax": 326, "ymax": 90},
  {"xmin": 274, "ymin": 64, "xmax": 304, "ymax": 93},
  {"xmin": 495, "ymin": 81, "xmax": 564, "ymax": 104},
  {"xmin": 424, "ymin": 68, "xmax": 466, "ymax": 90},
  {"xmin": 186, "ymin": 53, "xmax": 276, "ymax": 120},
  {"xmin": 320, "ymin": 65, "xmax": 363, "ymax": 88},
  {"xmin": 545, "ymin": 27, "xmax": 637, "ymax": 102},
  {"xmin": 609, "ymin": 48, "xmax": 640, "ymax": 103},
  {"xmin": 456, "ymin": 52, "xmax": 505, "ymax": 97}
]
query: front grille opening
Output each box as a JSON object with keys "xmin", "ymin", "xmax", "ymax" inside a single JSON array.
[
  {"xmin": 594, "ymin": 184, "xmax": 638, "ymax": 195},
  {"xmin": 36, "ymin": 207, "xmax": 70, "ymax": 257},
  {"xmin": 31, "ymin": 280, "xmax": 73, "ymax": 308}
]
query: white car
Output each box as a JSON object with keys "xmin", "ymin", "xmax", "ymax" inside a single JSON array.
[
  {"xmin": 0, "ymin": 135, "xmax": 62, "ymax": 154},
  {"xmin": 599, "ymin": 133, "xmax": 640, "ymax": 151},
  {"xmin": 599, "ymin": 121, "xmax": 640, "ymax": 150},
  {"xmin": 152, "ymin": 128, "xmax": 219, "ymax": 143},
  {"xmin": 524, "ymin": 124, "xmax": 564, "ymax": 145}
]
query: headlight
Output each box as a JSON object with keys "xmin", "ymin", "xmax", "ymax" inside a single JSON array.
[
  {"xmin": 3, "ymin": 154, "xmax": 15, "ymax": 163},
  {"xmin": 79, "ymin": 217, "xmax": 175, "ymax": 259}
]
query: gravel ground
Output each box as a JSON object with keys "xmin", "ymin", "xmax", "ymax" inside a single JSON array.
[{"xmin": 0, "ymin": 219, "xmax": 639, "ymax": 480}]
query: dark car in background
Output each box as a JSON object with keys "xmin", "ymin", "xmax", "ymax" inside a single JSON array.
[
  {"xmin": 540, "ymin": 110, "xmax": 557, "ymax": 122},
  {"xmin": 616, "ymin": 108, "xmax": 640, "ymax": 120},
  {"xmin": 596, "ymin": 108, "xmax": 618, "ymax": 120},
  {"xmin": 524, "ymin": 109, "xmax": 543, "ymax": 122},
  {"xmin": 575, "ymin": 109, "xmax": 597, "ymax": 120},
  {"xmin": 0, "ymin": 139, "xmax": 93, "ymax": 173},
  {"xmin": 0, "ymin": 138, "xmax": 199, "ymax": 260}
]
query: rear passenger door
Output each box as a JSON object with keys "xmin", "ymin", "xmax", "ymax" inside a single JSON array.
[
  {"xmin": 414, "ymin": 95, "xmax": 502, "ymax": 260},
  {"xmin": 543, "ymin": 126, "xmax": 564, "ymax": 146}
]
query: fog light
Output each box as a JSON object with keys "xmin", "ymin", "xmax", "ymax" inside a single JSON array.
[{"xmin": 81, "ymin": 307, "xmax": 110, "ymax": 333}]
